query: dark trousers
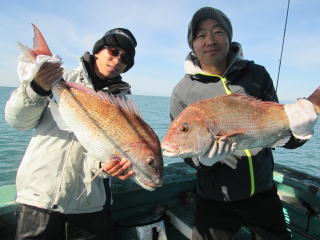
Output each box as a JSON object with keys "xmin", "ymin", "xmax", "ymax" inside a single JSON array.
[
  {"xmin": 192, "ymin": 184, "xmax": 291, "ymax": 240},
  {"xmin": 15, "ymin": 204, "xmax": 111, "ymax": 240}
]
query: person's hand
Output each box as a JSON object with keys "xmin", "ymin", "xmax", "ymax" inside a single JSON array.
[
  {"xmin": 199, "ymin": 137, "xmax": 237, "ymax": 166},
  {"xmin": 284, "ymin": 98, "xmax": 318, "ymax": 140},
  {"xmin": 34, "ymin": 62, "xmax": 63, "ymax": 91},
  {"xmin": 101, "ymin": 158, "xmax": 134, "ymax": 181}
]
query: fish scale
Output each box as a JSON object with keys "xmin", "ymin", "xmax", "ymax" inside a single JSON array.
[{"xmin": 199, "ymin": 95, "xmax": 290, "ymax": 149}]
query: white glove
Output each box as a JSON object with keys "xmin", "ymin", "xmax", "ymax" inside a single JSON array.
[
  {"xmin": 284, "ymin": 98, "xmax": 318, "ymax": 140},
  {"xmin": 17, "ymin": 41, "xmax": 62, "ymax": 86},
  {"xmin": 199, "ymin": 137, "xmax": 237, "ymax": 166}
]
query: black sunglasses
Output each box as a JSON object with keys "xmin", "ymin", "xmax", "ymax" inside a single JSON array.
[{"xmin": 105, "ymin": 46, "xmax": 131, "ymax": 65}]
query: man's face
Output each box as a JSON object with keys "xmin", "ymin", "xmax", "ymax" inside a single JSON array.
[
  {"xmin": 193, "ymin": 18, "xmax": 229, "ymax": 69},
  {"xmin": 94, "ymin": 47, "xmax": 128, "ymax": 79}
]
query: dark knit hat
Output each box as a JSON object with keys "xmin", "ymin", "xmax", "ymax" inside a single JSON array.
[
  {"xmin": 188, "ymin": 7, "xmax": 233, "ymax": 51},
  {"xmin": 92, "ymin": 28, "xmax": 137, "ymax": 72}
]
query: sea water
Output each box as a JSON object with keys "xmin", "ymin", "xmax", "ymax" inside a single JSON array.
[{"xmin": 0, "ymin": 86, "xmax": 319, "ymax": 187}]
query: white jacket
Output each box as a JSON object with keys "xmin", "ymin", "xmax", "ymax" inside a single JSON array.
[{"xmin": 5, "ymin": 57, "xmax": 129, "ymax": 213}]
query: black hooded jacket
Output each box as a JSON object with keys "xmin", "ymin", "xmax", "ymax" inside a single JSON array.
[{"xmin": 170, "ymin": 42, "xmax": 306, "ymax": 201}]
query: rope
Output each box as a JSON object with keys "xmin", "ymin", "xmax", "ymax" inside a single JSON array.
[{"xmin": 276, "ymin": 0, "xmax": 291, "ymax": 92}]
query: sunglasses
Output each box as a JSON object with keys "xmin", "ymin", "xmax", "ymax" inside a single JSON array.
[{"xmin": 105, "ymin": 46, "xmax": 132, "ymax": 65}]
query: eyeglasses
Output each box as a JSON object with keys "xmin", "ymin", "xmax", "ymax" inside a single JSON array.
[{"xmin": 105, "ymin": 46, "xmax": 132, "ymax": 65}]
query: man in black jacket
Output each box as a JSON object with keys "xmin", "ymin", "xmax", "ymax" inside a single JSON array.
[{"xmin": 169, "ymin": 7, "xmax": 318, "ymax": 240}]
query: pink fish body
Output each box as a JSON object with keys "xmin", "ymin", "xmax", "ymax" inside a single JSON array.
[{"xmin": 161, "ymin": 91, "xmax": 320, "ymax": 159}]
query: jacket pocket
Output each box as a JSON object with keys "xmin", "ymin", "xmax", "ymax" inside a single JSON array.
[{"xmin": 75, "ymin": 177, "xmax": 106, "ymax": 210}]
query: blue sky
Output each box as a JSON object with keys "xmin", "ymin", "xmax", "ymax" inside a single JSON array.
[{"xmin": 1, "ymin": 0, "xmax": 319, "ymax": 102}]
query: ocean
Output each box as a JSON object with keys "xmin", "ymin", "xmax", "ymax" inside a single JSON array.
[{"xmin": 0, "ymin": 86, "xmax": 319, "ymax": 187}]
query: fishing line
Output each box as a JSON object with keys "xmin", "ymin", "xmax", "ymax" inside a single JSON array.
[{"xmin": 276, "ymin": 0, "xmax": 291, "ymax": 93}]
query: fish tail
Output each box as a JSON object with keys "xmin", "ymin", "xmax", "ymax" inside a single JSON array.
[
  {"xmin": 17, "ymin": 41, "xmax": 36, "ymax": 61},
  {"xmin": 76, "ymin": 164, "xmax": 106, "ymax": 201},
  {"xmin": 30, "ymin": 23, "xmax": 52, "ymax": 57},
  {"xmin": 307, "ymin": 86, "xmax": 320, "ymax": 115}
]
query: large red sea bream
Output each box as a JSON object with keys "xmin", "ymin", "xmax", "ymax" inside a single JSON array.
[{"xmin": 161, "ymin": 91, "xmax": 320, "ymax": 159}]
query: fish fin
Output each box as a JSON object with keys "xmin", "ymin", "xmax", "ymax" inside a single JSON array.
[
  {"xmin": 265, "ymin": 131, "xmax": 292, "ymax": 148},
  {"xmin": 100, "ymin": 93, "xmax": 143, "ymax": 119},
  {"xmin": 77, "ymin": 164, "xmax": 106, "ymax": 201},
  {"xmin": 217, "ymin": 93, "xmax": 284, "ymax": 107},
  {"xmin": 205, "ymin": 119, "xmax": 215, "ymax": 133},
  {"xmin": 58, "ymin": 81, "xmax": 143, "ymax": 119},
  {"xmin": 48, "ymin": 97, "xmax": 73, "ymax": 132},
  {"xmin": 31, "ymin": 24, "xmax": 52, "ymax": 57},
  {"xmin": 216, "ymin": 131, "xmax": 246, "ymax": 139},
  {"xmin": 17, "ymin": 41, "xmax": 36, "ymax": 61},
  {"xmin": 78, "ymin": 152, "xmax": 120, "ymax": 200},
  {"xmin": 83, "ymin": 152, "xmax": 98, "ymax": 160},
  {"xmin": 60, "ymin": 82, "xmax": 100, "ymax": 97},
  {"xmin": 307, "ymin": 86, "xmax": 320, "ymax": 115}
]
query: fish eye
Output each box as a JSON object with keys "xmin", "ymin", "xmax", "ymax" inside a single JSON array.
[
  {"xmin": 180, "ymin": 125, "xmax": 188, "ymax": 133},
  {"xmin": 146, "ymin": 158, "xmax": 154, "ymax": 166}
]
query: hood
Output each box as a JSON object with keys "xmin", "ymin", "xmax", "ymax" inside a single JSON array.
[{"xmin": 184, "ymin": 42, "xmax": 245, "ymax": 76}]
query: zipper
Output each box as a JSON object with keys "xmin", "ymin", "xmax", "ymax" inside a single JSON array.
[
  {"xmin": 208, "ymin": 73, "xmax": 255, "ymax": 196},
  {"xmin": 221, "ymin": 77, "xmax": 231, "ymax": 94},
  {"xmin": 196, "ymin": 72, "xmax": 231, "ymax": 94}
]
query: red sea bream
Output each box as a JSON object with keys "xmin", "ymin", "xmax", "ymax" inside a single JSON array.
[{"xmin": 161, "ymin": 90, "xmax": 320, "ymax": 159}]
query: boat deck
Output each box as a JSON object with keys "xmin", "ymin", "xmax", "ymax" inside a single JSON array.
[{"xmin": 0, "ymin": 162, "xmax": 319, "ymax": 240}]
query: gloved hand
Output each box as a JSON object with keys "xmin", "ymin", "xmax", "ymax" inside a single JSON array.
[
  {"xmin": 199, "ymin": 137, "xmax": 237, "ymax": 166},
  {"xmin": 17, "ymin": 41, "xmax": 62, "ymax": 86},
  {"xmin": 284, "ymin": 98, "xmax": 318, "ymax": 140}
]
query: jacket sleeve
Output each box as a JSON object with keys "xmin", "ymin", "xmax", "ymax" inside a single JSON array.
[
  {"xmin": 260, "ymin": 68, "xmax": 278, "ymax": 102},
  {"xmin": 5, "ymin": 83, "xmax": 49, "ymax": 132},
  {"xmin": 260, "ymin": 68, "xmax": 308, "ymax": 149}
]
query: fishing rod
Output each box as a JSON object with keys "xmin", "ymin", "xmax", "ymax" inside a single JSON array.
[{"xmin": 275, "ymin": 0, "xmax": 291, "ymax": 93}]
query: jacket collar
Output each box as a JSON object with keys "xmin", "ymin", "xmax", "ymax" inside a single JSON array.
[{"xmin": 184, "ymin": 42, "xmax": 249, "ymax": 78}]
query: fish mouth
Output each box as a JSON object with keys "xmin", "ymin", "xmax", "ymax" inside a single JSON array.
[
  {"xmin": 132, "ymin": 173, "xmax": 163, "ymax": 191},
  {"xmin": 143, "ymin": 179, "xmax": 163, "ymax": 188},
  {"xmin": 161, "ymin": 143, "xmax": 181, "ymax": 157},
  {"xmin": 162, "ymin": 146, "xmax": 197, "ymax": 158},
  {"xmin": 161, "ymin": 144, "xmax": 180, "ymax": 157},
  {"xmin": 163, "ymin": 150, "xmax": 178, "ymax": 157}
]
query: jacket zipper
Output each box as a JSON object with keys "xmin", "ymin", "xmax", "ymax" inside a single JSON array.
[
  {"xmin": 221, "ymin": 76, "xmax": 255, "ymax": 196},
  {"xmin": 221, "ymin": 77, "xmax": 231, "ymax": 94}
]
